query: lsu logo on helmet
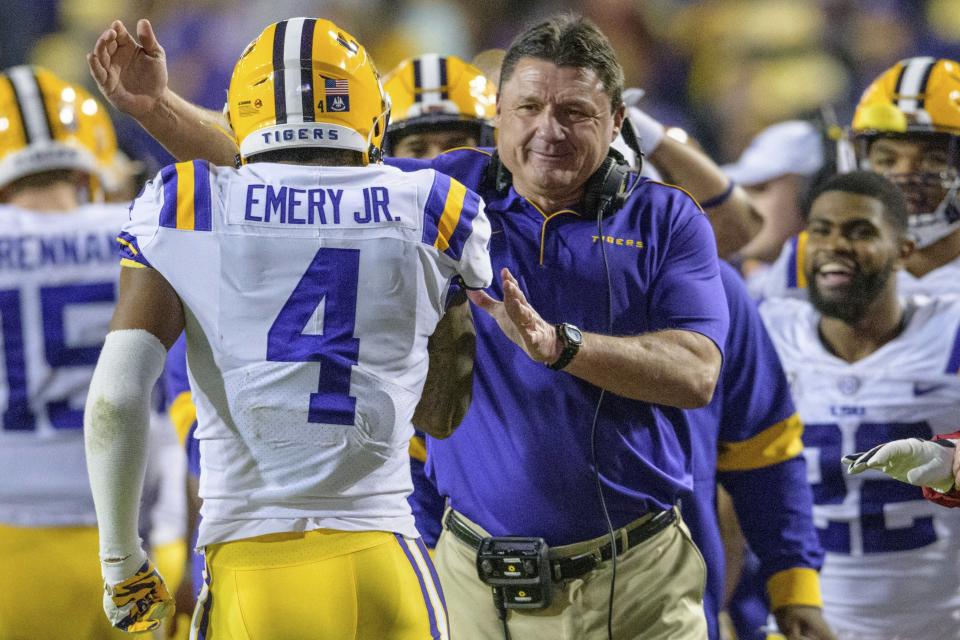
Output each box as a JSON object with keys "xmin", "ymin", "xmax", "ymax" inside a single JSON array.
[
  {"xmin": 382, "ymin": 54, "xmax": 496, "ymax": 154},
  {"xmin": 227, "ymin": 18, "xmax": 390, "ymax": 165},
  {"xmin": 0, "ymin": 66, "xmax": 115, "ymax": 199}
]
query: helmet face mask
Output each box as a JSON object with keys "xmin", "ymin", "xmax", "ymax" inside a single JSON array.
[
  {"xmin": 849, "ymin": 57, "xmax": 960, "ymax": 247},
  {"xmin": 382, "ymin": 54, "xmax": 496, "ymax": 157},
  {"xmin": 0, "ymin": 66, "xmax": 114, "ymax": 199},
  {"xmin": 227, "ymin": 18, "xmax": 389, "ymax": 165}
]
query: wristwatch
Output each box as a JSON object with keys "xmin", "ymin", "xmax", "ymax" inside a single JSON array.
[{"xmin": 548, "ymin": 323, "xmax": 583, "ymax": 371}]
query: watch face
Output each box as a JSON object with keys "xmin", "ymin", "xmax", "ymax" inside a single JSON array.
[{"xmin": 563, "ymin": 324, "xmax": 583, "ymax": 344}]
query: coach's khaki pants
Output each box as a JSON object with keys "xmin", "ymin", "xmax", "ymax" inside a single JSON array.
[{"xmin": 434, "ymin": 509, "xmax": 707, "ymax": 640}]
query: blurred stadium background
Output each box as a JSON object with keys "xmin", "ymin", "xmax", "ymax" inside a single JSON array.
[{"xmin": 4, "ymin": 0, "xmax": 959, "ymax": 176}]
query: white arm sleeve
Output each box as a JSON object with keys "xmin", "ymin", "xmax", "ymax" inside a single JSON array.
[{"xmin": 84, "ymin": 329, "xmax": 167, "ymax": 582}]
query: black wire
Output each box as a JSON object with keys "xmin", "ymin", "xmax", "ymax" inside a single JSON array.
[
  {"xmin": 495, "ymin": 588, "xmax": 511, "ymax": 640},
  {"xmin": 592, "ymin": 174, "xmax": 641, "ymax": 640},
  {"xmin": 593, "ymin": 196, "xmax": 615, "ymax": 640},
  {"xmin": 590, "ymin": 388, "xmax": 615, "ymax": 640}
]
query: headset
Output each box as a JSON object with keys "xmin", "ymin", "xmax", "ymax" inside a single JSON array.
[
  {"xmin": 481, "ymin": 118, "xmax": 645, "ymax": 640},
  {"xmin": 482, "ymin": 118, "xmax": 642, "ymax": 220}
]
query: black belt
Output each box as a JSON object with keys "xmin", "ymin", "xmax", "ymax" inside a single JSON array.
[{"xmin": 443, "ymin": 508, "xmax": 677, "ymax": 582}]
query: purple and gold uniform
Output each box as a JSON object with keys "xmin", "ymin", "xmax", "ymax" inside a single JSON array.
[
  {"xmin": 122, "ymin": 157, "xmax": 492, "ymax": 640},
  {"xmin": 390, "ymin": 147, "xmax": 729, "ymax": 542},
  {"xmin": 685, "ymin": 262, "xmax": 823, "ymax": 640}
]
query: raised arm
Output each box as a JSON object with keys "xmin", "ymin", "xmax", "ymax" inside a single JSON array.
[
  {"xmin": 626, "ymin": 103, "xmax": 761, "ymax": 259},
  {"xmin": 88, "ymin": 19, "xmax": 238, "ymax": 164}
]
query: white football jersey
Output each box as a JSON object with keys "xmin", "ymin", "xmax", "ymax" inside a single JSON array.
[
  {"xmin": 122, "ymin": 160, "xmax": 492, "ymax": 546},
  {"xmin": 751, "ymin": 233, "xmax": 960, "ymax": 301},
  {"xmin": 0, "ymin": 202, "xmax": 128, "ymax": 527},
  {"xmin": 761, "ymin": 297, "xmax": 960, "ymax": 639}
]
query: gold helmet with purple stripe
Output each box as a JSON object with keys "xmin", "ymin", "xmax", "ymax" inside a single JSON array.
[
  {"xmin": 227, "ymin": 18, "xmax": 390, "ymax": 164},
  {"xmin": 382, "ymin": 54, "xmax": 496, "ymax": 155},
  {"xmin": 0, "ymin": 66, "xmax": 115, "ymax": 197}
]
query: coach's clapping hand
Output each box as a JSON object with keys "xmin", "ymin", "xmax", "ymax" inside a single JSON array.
[{"xmin": 467, "ymin": 267, "xmax": 562, "ymax": 365}]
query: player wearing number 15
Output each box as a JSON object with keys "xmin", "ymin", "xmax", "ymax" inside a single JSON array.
[
  {"xmin": 0, "ymin": 66, "xmax": 132, "ymax": 640},
  {"xmin": 759, "ymin": 171, "xmax": 960, "ymax": 639},
  {"xmin": 84, "ymin": 18, "xmax": 492, "ymax": 640}
]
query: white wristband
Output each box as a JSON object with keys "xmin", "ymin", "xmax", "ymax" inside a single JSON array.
[{"xmin": 625, "ymin": 106, "xmax": 666, "ymax": 155}]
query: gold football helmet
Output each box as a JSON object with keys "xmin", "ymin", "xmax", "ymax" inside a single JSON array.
[
  {"xmin": 849, "ymin": 57, "xmax": 960, "ymax": 247},
  {"xmin": 227, "ymin": 18, "xmax": 389, "ymax": 164},
  {"xmin": 0, "ymin": 66, "xmax": 113, "ymax": 195},
  {"xmin": 382, "ymin": 54, "xmax": 496, "ymax": 155}
]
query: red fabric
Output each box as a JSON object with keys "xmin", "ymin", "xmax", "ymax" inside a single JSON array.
[{"xmin": 923, "ymin": 432, "xmax": 960, "ymax": 507}]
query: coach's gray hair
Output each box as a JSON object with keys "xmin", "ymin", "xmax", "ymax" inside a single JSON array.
[{"xmin": 499, "ymin": 14, "xmax": 624, "ymax": 112}]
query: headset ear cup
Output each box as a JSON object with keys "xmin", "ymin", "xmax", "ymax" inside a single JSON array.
[
  {"xmin": 585, "ymin": 154, "xmax": 630, "ymax": 218},
  {"xmin": 583, "ymin": 157, "xmax": 615, "ymax": 216}
]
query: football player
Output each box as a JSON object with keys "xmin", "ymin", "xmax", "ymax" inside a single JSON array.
[
  {"xmin": 759, "ymin": 170, "xmax": 960, "ymax": 638},
  {"xmin": 758, "ymin": 57, "xmax": 960, "ymax": 300},
  {"xmin": 382, "ymin": 54, "xmax": 496, "ymax": 160},
  {"xmin": 84, "ymin": 18, "xmax": 491, "ymax": 639},
  {"xmin": 0, "ymin": 66, "xmax": 133, "ymax": 639},
  {"xmin": 155, "ymin": 54, "xmax": 497, "ymax": 637},
  {"xmin": 161, "ymin": 46, "xmax": 495, "ymax": 592}
]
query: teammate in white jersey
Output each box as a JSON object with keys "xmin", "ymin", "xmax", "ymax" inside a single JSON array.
[
  {"xmin": 0, "ymin": 66, "xmax": 135, "ymax": 640},
  {"xmin": 760, "ymin": 170, "xmax": 960, "ymax": 639},
  {"xmin": 756, "ymin": 57, "xmax": 960, "ymax": 301},
  {"xmin": 84, "ymin": 18, "xmax": 492, "ymax": 639}
]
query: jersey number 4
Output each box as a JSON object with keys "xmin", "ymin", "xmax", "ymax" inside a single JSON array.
[{"xmin": 267, "ymin": 248, "xmax": 360, "ymax": 426}]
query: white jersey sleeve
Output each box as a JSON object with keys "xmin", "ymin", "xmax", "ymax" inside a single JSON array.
[
  {"xmin": 120, "ymin": 161, "xmax": 490, "ymax": 546},
  {"xmin": 0, "ymin": 202, "xmax": 129, "ymax": 527},
  {"xmin": 749, "ymin": 233, "xmax": 809, "ymax": 301},
  {"xmin": 760, "ymin": 296, "xmax": 960, "ymax": 639}
]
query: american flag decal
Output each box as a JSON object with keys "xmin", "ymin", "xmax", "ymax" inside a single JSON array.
[
  {"xmin": 324, "ymin": 78, "xmax": 350, "ymax": 112},
  {"xmin": 324, "ymin": 78, "xmax": 349, "ymax": 94}
]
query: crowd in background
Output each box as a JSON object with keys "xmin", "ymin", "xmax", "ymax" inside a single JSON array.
[{"xmin": 3, "ymin": 0, "xmax": 960, "ymax": 180}]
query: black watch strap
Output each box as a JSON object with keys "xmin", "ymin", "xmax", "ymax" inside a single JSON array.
[{"xmin": 548, "ymin": 323, "xmax": 582, "ymax": 371}]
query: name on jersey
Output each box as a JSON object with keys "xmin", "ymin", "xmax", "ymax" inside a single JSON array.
[
  {"xmin": 0, "ymin": 232, "xmax": 117, "ymax": 271},
  {"xmin": 243, "ymin": 185, "xmax": 403, "ymax": 226}
]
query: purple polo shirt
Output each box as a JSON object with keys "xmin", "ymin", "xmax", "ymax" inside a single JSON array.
[{"xmin": 388, "ymin": 149, "xmax": 729, "ymax": 545}]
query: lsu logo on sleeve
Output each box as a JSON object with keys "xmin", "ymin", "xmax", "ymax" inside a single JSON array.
[{"xmin": 421, "ymin": 172, "xmax": 482, "ymax": 262}]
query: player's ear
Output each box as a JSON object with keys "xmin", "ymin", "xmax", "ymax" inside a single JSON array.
[{"xmin": 895, "ymin": 233, "xmax": 916, "ymax": 268}]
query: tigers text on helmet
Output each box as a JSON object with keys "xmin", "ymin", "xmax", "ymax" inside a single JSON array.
[
  {"xmin": 227, "ymin": 18, "xmax": 390, "ymax": 165},
  {"xmin": 848, "ymin": 57, "xmax": 960, "ymax": 248},
  {"xmin": 381, "ymin": 54, "xmax": 496, "ymax": 155},
  {"xmin": 0, "ymin": 66, "xmax": 115, "ymax": 198}
]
